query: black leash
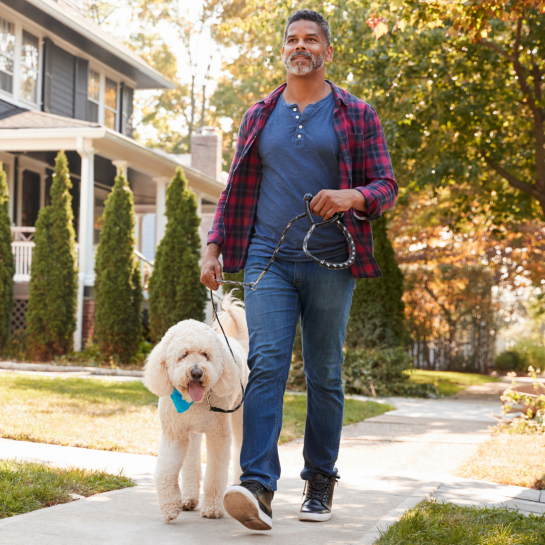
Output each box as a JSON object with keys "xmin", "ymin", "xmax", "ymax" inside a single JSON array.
[
  {"xmin": 207, "ymin": 194, "xmax": 356, "ymax": 413},
  {"xmin": 216, "ymin": 193, "xmax": 356, "ymax": 291},
  {"xmin": 206, "ymin": 289, "xmax": 246, "ymax": 414}
]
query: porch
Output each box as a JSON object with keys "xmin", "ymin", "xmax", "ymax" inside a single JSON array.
[{"xmin": 1, "ymin": 113, "xmax": 223, "ymax": 350}]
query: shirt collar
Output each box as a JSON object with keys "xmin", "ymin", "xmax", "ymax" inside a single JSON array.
[{"xmin": 258, "ymin": 79, "xmax": 347, "ymax": 107}]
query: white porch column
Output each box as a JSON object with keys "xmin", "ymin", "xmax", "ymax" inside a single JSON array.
[
  {"xmin": 75, "ymin": 138, "xmax": 95, "ymax": 351},
  {"xmin": 112, "ymin": 160, "xmax": 128, "ymax": 179},
  {"xmin": 154, "ymin": 176, "xmax": 169, "ymax": 246},
  {"xmin": 135, "ymin": 213, "xmax": 143, "ymax": 252},
  {"xmin": 193, "ymin": 189, "xmax": 203, "ymax": 218}
]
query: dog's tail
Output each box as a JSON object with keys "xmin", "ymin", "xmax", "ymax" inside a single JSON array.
[{"xmin": 212, "ymin": 290, "xmax": 249, "ymax": 356}]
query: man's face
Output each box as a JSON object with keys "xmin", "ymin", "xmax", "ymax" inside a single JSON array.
[{"xmin": 282, "ymin": 20, "xmax": 333, "ymax": 76}]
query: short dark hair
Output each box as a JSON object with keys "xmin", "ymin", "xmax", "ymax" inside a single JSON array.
[{"xmin": 284, "ymin": 9, "xmax": 331, "ymax": 48}]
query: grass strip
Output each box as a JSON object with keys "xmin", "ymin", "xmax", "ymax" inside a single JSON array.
[
  {"xmin": 0, "ymin": 374, "xmax": 391, "ymax": 454},
  {"xmin": 0, "ymin": 459, "xmax": 134, "ymax": 519},
  {"xmin": 376, "ymin": 499, "xmax": 545, "ymax": 545},
  {"xmin": 455, "ymin": 434, "xmax": 545, "ymax": 489},
  {"xmin": 280, "ymin": 394, "xmax": 393, "ymax": 444},
  {"xmin": 406, "ymin": 370, "xmax": 499, "ymax": 397}
]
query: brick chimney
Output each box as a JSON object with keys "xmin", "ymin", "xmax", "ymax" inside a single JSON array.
[{"xmin": 190, "ymin": 127, "xmax": 223, "ymax": 181}]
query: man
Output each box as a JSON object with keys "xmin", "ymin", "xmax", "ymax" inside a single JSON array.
[{"xmin": 200, "ymin": 9, "xmax": 397, "ymax": 531}]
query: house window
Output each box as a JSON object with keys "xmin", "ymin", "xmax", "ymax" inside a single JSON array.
[
  {"xmin": 21, "ymin": 170, "xmax": 40, "ymax": 227},
  {"xmin": 20, "ymin": 30, "xmax": 39, "ymax": 103},
  {"xmin": 0, "ymin": 17, "xmax": 15, "ymax": 94},
  {"xmin": 104, "ymin": 77, "xmax": 117, "ymax": 130},
  {"xmin": 88, "ymin": 68, "xmax": 100, "ymax": 122}
]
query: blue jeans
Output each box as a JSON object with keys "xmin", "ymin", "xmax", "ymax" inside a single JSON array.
[{"xmin": 240, "ymin": 252, "xmax": 356, "ymax": 491}]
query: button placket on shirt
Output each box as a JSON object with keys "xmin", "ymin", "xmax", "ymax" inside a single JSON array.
[{"xmin": 293, "ymin": 107, "xmax": 304, "ymax": 143}]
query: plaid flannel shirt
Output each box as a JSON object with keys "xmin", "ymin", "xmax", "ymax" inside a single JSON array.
[{"xmin": 207, "ymin": 80, "xmax": 398, "ymax": 279}]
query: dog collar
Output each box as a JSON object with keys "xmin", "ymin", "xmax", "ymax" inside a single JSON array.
[{"xmin": 170, "ymin": 388, "xmax": 193, "ymax": 413}]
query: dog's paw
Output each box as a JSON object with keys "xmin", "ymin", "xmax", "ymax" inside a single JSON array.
[
  {"xmin": 161, "ymin": 501, "xmax": 184, "ymax": 523},
  {"xmin": 181, "ymin": 497, "xmax": 199, "ymax": 511},
  {"xmin": 201, "ymin": 503, "xmax": 224, "ymax": 519}
]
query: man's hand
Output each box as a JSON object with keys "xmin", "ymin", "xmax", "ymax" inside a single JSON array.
[
  {"xmin": 309, "ymin": 189, "xmax": 367, "ymax": 220},
  {"xmin": 200, "ymin": 243, "xmax": 223, "ymax": 291}
]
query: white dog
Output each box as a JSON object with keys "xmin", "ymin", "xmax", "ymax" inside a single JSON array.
[{"xmin": 143, "ymin": 292, "xmax": 249, "ymax": 522}]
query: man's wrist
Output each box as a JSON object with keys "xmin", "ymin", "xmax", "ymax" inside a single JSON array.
[
  {"xmin": 206, "ymin": 242, "xmax": 222, "ymax": 257},
  {"xmin": 349, "ymin": 189, "xmax": 367, "ymax": 213}
]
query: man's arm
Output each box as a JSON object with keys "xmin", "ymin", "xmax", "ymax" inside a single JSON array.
[{"xmin": 309, "ymin": 106, "xmax": 397, "ymax": 221}]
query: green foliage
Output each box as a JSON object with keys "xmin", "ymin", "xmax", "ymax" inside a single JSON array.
[
  {"xmin": 342, "ymin": 347, "xmax": 438, "ymax": 398},
  {"xmin": 345, "ymin": 216, "xmax": 406, "ymax": 349},
  {"xmin": 0, "ymin": 458, "xmax": 134, "ymax": 519},
  {"xmin": 94, "ymin": 171, "xmax": 142, "ymax": 362},
  {"xmin": 495, "ymin": 340, "xmax": 545, "ymax": 373},
  {"xmin": 26, "ymin": 151, "xmax": 78, "ymax": 361},
  {"xmin": 221, "ymin": 270, "xmax": 245, "ymax": 301},
  {"xmin": 148, "ymin": 167, "xmax": 206, "ymax": 341},
  {"xmin": 0, "ymin": 163, "xmax": 14, "ymax": 351}
]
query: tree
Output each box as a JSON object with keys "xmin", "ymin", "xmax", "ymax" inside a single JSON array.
[
  {"xmin": 345, "ymin": 215, "xmax": 406, "ymax": 349},
  {"xmin": 0, "ymin": 164, "xmax": 14, "ymax": 351},
  {"xmin": 148, "ymin": 167, "xmax": 207, "ymax": 341},
  {"xmin": 27, "ymin": 151, "xmax": 78, "ymax": 360},
  {"xmin": 94, "ymin": 171, "xmax": 142, "ymax": 362}
]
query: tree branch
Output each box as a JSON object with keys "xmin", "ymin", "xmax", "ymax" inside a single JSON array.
[
  {"xmin": 480, "ymin": 41, "xmax": 513, "ymax": 62},
  {"xmin": 484, "ymin": 157, "xmax": 540, "ymax": 199}
]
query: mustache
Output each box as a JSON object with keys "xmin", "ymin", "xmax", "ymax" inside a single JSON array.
[{"xmin": 288, "ymin": 51, "xmax": 313, "ymax": 62}]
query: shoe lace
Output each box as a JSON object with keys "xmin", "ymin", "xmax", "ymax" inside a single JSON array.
[
  {"xmin": 241, "ymin": 480, "xmax": 267, "ymax": 494},
  {"xmin": 303, "ymin": 475, "xmax": 339, "ymax": 502}
]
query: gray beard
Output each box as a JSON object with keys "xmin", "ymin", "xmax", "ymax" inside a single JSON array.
[{"xmin": 282, "ymin": 50, "xmax": 325, "ymax": 75}]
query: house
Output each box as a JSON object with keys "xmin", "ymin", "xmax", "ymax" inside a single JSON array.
[{"xmin": 0, "ymin": 0, "xmax": 226, "ymax": 350}]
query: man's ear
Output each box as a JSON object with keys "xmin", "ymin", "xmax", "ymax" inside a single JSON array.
[{"xmin": 143, "ymin": 330, "xmax": 174, "ymax": 398}]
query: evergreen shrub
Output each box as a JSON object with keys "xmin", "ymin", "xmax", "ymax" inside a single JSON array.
[
  {"xmin": 148, "ymin": 167, "xmax": 207, "ymax": 342},
  {"xmin": 342, "ymin": 347, "xmax": 438, "ymax": 398},
  {"xmin": 27, "ymin": 151, "xmax": 78, "ymax": 360},
  {"xmin": 94, "ymin": 171, "xmax": 142, "ymax": 362},
  {"xmin": 0, "ymin": 163, "xmax": 14, "ymax": 351},
  {"xmin": 345, "ymin": 215, "xmax": 406, "ymax": 349}
]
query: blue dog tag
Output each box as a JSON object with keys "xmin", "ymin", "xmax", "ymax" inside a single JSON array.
[{"xmin": 170, "ymin": 388, "xmax": 193, "ymax": 413}]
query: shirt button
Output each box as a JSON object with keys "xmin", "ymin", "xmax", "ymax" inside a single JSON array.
[
  {"xmin": 293, "ymin": 108, "xmax": 297, "ymax": 111},
  {"xmin": 296, "ymin": 115, "xmax": 300, "ymax": 119},
  {"xmin": 297, "ymin": 134, "xmax": 302, "ymax": 138},
  {"xmin": 299, "ymin": 125, "xmax": 303, "ymax": 129}
]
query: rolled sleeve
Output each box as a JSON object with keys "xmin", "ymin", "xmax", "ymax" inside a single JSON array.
[{"xmin": 351, "ymin": 107, "xmax": 397, "ymax": 221}]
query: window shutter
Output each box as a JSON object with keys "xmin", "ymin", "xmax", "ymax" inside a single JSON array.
[
  {"xmin": 42, "ymin": 38, "xmax": 53, "ymax": 113},
  {"xmin": 73, "ymin": 57, "xmax": 88, "ymax": 121},
  {"xmin": 120, "ymin": 83, "xmax": 134, "ymax": 137}
]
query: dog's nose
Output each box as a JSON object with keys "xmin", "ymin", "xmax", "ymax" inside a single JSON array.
[{"xmin": 190, "ymin": 368, "xmax": 203, "ymax": 380}]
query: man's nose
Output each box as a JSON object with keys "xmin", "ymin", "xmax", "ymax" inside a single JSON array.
[{"xmin": 190, "ymin": 368, "xmax": 203, "ymax": 380}]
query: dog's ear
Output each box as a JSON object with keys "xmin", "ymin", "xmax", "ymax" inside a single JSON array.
[
  {"xmin": 213, "ymin": 341, "xmax": 240, "ymax": 398},
  {"xmin": 143, "ymin": 331, "xmax": 174, "ymax": 397}
]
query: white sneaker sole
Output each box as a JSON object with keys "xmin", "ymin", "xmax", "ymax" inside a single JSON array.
[
  {"xmin": 223, "ymin": 486, "xmax": 273, "ymax": 531},
  {"xmin": 298, "ymin": 510, "xmax": 332, "ymax": 522}
]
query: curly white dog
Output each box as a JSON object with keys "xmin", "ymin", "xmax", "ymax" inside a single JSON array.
[{"xmin": 143, "ymin": 292, "xmax": 249, "ymax": 522}]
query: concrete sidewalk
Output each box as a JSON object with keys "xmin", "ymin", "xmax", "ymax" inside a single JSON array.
[{"xmin": 1, "ymin": 398, "xmax": 542, "ymax": 545}]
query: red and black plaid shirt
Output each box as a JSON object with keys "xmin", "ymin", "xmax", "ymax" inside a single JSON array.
[{"xmin": 207, "ymin": 80, "xmax": 398, "ymax": 279}]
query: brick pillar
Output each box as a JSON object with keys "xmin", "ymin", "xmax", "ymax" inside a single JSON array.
[{"xmin": 82, "ymin": 297, "xmax": 95, "ymax": 346}]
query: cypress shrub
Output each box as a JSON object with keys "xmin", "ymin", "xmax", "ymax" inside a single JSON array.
[
  {"xmin": 0, "ymin": 164, "xmax": 14, "ymax": 351},
  {"xmin": 27, "ymin": 151, "xmax": 78, "ymax": 360},
  {"xmin": 345, "ymin": 215, "xmax": 406, "ymax": 349},
  {"xmin": 222, "ymin": 270, "xmax": 245, "ymax": 301},
  {"xmin": 148, "ymin": 167, "xmax": 207, "ymax": 341},
  {"xmin": 94, "ymin": 170, "xmax": 142, "ymax": 362}
]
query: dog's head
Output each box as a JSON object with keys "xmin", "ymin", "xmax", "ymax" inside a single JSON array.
[{"xmin": 143, "ymin": 319, "xmax": 240, "ymax": 403}]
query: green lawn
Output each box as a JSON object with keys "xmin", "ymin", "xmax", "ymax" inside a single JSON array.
[
  {"xmin": 0, "ymin": 374, "xmax": 392, "ymax": 453},
  {"xmin": 405, "ymin": 370, "xmax": 499, "ymax": 397},
  {"xmin": 0, "ymin": 459, "xmax": 134, "ymax": 519},
  {"xmin": 376, "ymin": 499, "xmax": 545, "ymax": 545},
  {"xmin": 280, "ymin": 394, "xmax": 393, "ymax": 444}
]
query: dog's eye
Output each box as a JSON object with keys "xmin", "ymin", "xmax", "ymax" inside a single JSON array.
[
  {"xmin": 201, "ymin": 351, "xmax": 209, "ymax": 360},
  {"xmin": 181, "ymin": 351, "xmax": 188, "ymax": 359}
]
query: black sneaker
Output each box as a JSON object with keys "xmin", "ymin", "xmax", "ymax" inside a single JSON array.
[
  {"xmin": 298, "ymin": 473, "xmax": 339, "ymax": 522},
  {"xmin": 223, "ymin": 479, "xmax": 274, "ymax": 530}
]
